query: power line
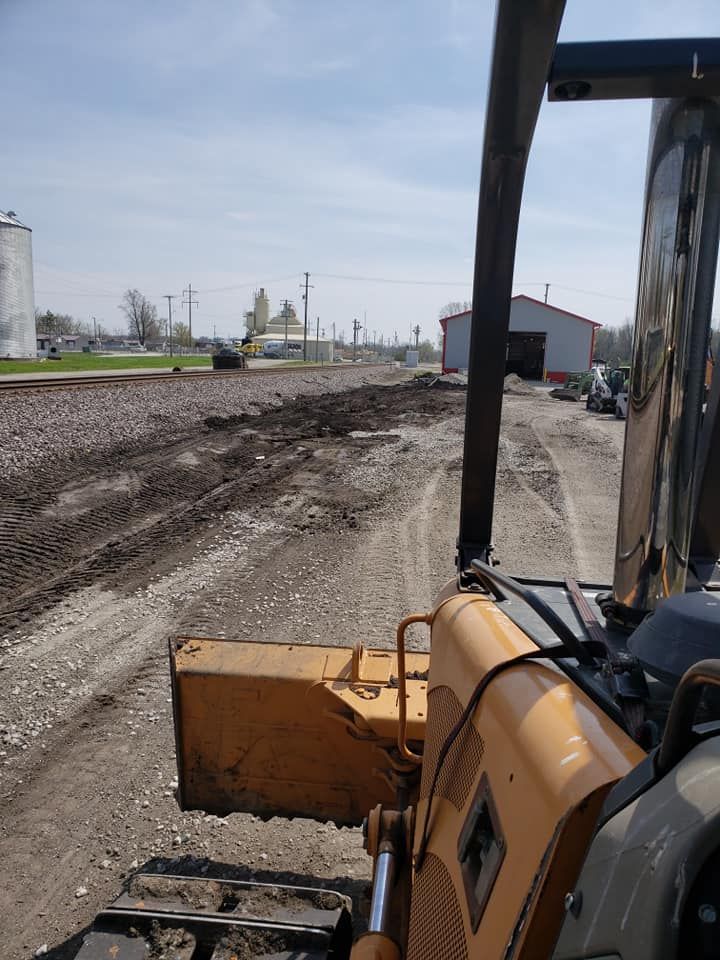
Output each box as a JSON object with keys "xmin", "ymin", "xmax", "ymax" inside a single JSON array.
[
  {"xmin": 315, "ymin": 272, "xmax": 470, "ymax": 287},
  {"xmin": 164, "ymin": 294, "xmax": 179, "ymax": 358},
  {"xmin": 201, "ymin": 273, "xmax": 300, "ymax": 293},
  {"xmin": 352, "ymin": 317, "xmax": 362, "ymax": 362},
  {"xmin": 280, "ymin": 299, "xmax": 293, "ymax": 357},
  {"xmin": 183, "ymin": 283, "xmax": 198, "ymax": 344},
  {"xmin": 35, "ymin": 290, "xmax": 127, "ymax": 298},
  {"xmin": 300, "ymin": 271, "xmax": 314, "ymax": 362},
  {"xmin": 37, "ymin": 272, "xmax": 636, "ymax": 308},
  {"xmin": 34, "ymin": 264, "xmax": 121, "ymax": 295},
  {"xmin": 549, "ymin": 283, "xmax": 634, "ymax": 303},
  {"xmin": 37, "ymin": 273, "xmax": 301, "ymax": 301},
  {"xmin": 316, "ymin": 272, "xmax": 636, "ymax": 303}
]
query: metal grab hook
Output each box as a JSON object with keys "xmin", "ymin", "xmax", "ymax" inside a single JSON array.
[
  {"xmin": 396, "ymin": 613, "xmax": 432, "ymax": 764},
  {"xmin": 656, "ymin": 659, "xmax": 720, "ymax": 775}
]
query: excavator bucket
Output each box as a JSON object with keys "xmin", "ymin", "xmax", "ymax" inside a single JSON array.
[{"xmin": 170, "ymin": 637, "xmax": 429, "ymax": 825}]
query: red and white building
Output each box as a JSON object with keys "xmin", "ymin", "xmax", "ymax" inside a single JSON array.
[{"xmin": 440, "ymin": 295, "xmax": 601, "ymax": 382}]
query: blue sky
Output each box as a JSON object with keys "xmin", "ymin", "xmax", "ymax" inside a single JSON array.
[{"xmin": 2, "ymin": 0, "xmax": 719, "ymax": 342}]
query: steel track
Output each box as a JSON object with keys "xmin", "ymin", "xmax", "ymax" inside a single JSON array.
[{"xmin": 0, "ymin": 363, "xmax": 383, "ymax": 394}]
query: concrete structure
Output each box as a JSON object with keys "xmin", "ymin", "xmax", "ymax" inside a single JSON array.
[
  {"xmin": 255, "ymin": 288, "xmax": 270, "ymax": 333},
  {"xmin": 247, "ymin": 293, "xmax": 334, "ymax": 361},
  {"xmin": 0, "ymin": 210, "xmax": 36, "ymax": 358},
  {"xmin": 245, "ymin": 288, "xmax": 271, "ymax": 335},
  {"xmin": 253, "ymin": 330, "xmax": 334, "ymax": 361},
  {"xmin": 440, "ymin": 295, "xmax": 601, "ymax": 382}
]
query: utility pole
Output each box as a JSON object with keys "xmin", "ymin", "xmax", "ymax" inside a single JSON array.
[
  {"xmin": 183, "ymin": 283, "xmax": 198, "ymax": 352},
  {"xmin": 164, "ymin": 295, "xmax": 178, "ymax": 358},
  {"xmin": 372, "ymin": 330, "xmax": 376, "ymax": 354},
  {"xmin": 92, "ymin": 316, "xmax": 97, "ymax": 351},
  {"xmin": 281, "ymin": 299, "xmax": 293, "ymax": 358},
  {"xmin": 316, "ymin": 316, "xmax": 320, "ymax": 362},
  {"xmin": 413, "ymin": 324, "xmax": 421, "ymax": 349},
  {"xmin": 300, "ymin": 272, "xmax": 314, "ymax": 362},
  {"xmin": 544, "ymin": 282, "xmax": 550, "ymax": 303},
  {"xmin": 352, "ymin": 318, "xmax": 362, "ymax": 362}
]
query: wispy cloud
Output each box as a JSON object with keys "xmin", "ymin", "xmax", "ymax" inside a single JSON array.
[{"xmin": 4, "ymin": 0, "xmax": 720, "ymax": 336}]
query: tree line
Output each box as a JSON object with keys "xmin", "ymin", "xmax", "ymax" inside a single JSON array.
[
  {"xmin": 35, "ymin": 289, "xmax": 193, "ymax": 346},
  {"xmin": 594, "ymin": 321, "xmax": 720, "ymax": 365}
]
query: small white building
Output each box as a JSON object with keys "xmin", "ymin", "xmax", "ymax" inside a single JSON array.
[
  {"xmin": 247, "ymin": 291, "xmax": 333, "ymax": 361},
  {"xmin": 440, "ymin": 294, "xmax": 601, "ymax": 382}
]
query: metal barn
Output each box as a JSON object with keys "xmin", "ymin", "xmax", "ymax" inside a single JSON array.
[{"xmin": 440, "ymin": 295, "xmax": 601, "ymax": 382}]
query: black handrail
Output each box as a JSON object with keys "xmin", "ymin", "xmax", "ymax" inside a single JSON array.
[
  {"xmin": 456, "ymin": 0, "xmax": 567, "ymax": 570},
  {"xmin": 656, "ymin": 660, "xmax": 720, "ymax": 774}
]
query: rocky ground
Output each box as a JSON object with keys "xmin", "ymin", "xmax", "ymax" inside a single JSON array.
[{"xmin": 0, "ymin": 370, "xmax": 625, "ymax": 959}]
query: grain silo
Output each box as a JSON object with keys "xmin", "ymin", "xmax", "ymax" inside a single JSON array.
[
  {"xmin": 254, "ymin": 288, "xmax": 270, "ymax": 334},
  {"xmin": 0, "ymin": 210, "xmax": 36, "ymax": 358}
]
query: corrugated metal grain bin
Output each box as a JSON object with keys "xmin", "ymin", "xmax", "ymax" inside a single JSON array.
[{"xmin": 0, "ymin": 210, "xmax": 36, "ymax": 358}]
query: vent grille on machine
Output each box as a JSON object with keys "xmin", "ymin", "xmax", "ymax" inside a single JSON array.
[
  {"xmin": 420, "ymin": 685, "xmax": 486, "ymax": 809},
  {"xmin": 407, "ymin": 853, "xmax": 469, "ymax": 960}
]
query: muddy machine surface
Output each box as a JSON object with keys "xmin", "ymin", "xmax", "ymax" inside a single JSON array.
[{"xmin": 76, "ymin": 5, "xmax": 720, "ymax": 959}]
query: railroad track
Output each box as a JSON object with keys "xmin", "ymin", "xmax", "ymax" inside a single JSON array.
[{"xmin": 0, "ymin": 363, "xmax": 384, "ymax": 393}]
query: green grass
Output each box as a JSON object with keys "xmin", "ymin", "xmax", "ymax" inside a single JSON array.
[{"xmin": 0, "ymin": 353, "xmax": 214, "ymax": 374}]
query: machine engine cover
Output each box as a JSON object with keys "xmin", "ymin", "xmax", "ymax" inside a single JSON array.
[{"xmin": 628, "ymin": 592, "xmax": 720, "ymax": 685}]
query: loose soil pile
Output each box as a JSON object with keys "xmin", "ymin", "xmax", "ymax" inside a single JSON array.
[{"xmin": 503, "ymin": 372, "xmax": 540, "ymax": 395}]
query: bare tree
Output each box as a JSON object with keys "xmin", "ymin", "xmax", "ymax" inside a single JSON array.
[
  {"xmin": 35, "ymin": 309, "xmax": 90, "ymax": 335},
  {"xmin": 439, "ymin": 301, "xmax": 472, "ymax": 319},
  {"xmin": 418, "ymin": 339, "xmax": 441, "ymax": 362},
  {"xmin": 172, "ymin": 320, "xmax": 193, "ymax": 348},
  {"xmin": 594, "ymin": 320, "xmax": 635, "ymax": 365},
  {"xmin": 119, "ymin": 289, "xmax": 161, "ymax": 345}
]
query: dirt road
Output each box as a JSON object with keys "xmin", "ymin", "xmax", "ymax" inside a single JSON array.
[{"xmin": 0, "ymin": 377, "xmax": 624, "ymax": 959}]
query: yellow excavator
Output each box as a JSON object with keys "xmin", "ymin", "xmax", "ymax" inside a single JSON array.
[{"xmin": 76, "ymin": 4, "xmax": 720, "ymax": 958}]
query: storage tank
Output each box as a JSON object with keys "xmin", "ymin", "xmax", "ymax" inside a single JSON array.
[
  {"xmin": 254, "ymin": 288, "xmax": 270, "ymax": 334},
  {"xmin": 0, "ymin": 211, "xmax": 36, "ymax": 358}
]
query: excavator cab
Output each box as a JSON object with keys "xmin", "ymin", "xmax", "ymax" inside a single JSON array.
[{"xmin": 76, "ymin": 3, "xmax": 720, "ymax": 958}]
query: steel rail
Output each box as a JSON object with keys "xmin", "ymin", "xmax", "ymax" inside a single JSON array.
[{"xmin": 0, "ymin": 363, "xmax": 387, "ymax": 393}]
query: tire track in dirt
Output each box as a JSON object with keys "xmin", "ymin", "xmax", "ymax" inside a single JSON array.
[
  {"xmin": 335, "ymin": 418, "xmax": 462, "ymax": 650},
  {"xmin": 530, "ymin": 406, "xmax": 624, "ymax": 583},
  {"xmin": 0, "ymin": 384, "xmax": 460, "ymax": 637},
  {"xmin": 492, "ymin": 397, "xmax": 577, "ymax": 577}
]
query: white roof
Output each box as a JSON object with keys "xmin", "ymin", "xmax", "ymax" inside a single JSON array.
[
  {"xmin": 0, "ymin": 210, "xmax": 30, "ymax": 229},
  {"xmin": 253, "ymin": 333, "xmax": 333, "ymax": 343}
]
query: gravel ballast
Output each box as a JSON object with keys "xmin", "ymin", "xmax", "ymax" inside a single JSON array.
[{"xmin": 0, "ymin": 365, "xmax": 399, "ymax": 481}]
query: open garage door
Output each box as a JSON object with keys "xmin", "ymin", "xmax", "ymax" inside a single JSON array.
[{"xmin": 506, "ymin": 331, "xmax": 546, "ymax": 379}]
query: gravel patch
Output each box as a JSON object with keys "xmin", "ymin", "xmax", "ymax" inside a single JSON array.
[{"xmin": 0, "ymin": 366, "xmax": 399, "ymax": 482}]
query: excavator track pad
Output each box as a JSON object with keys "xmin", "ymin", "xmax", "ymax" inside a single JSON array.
[{"xmin": 74, "ymin": 873, "xmax": 353, "ymax": 960}]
